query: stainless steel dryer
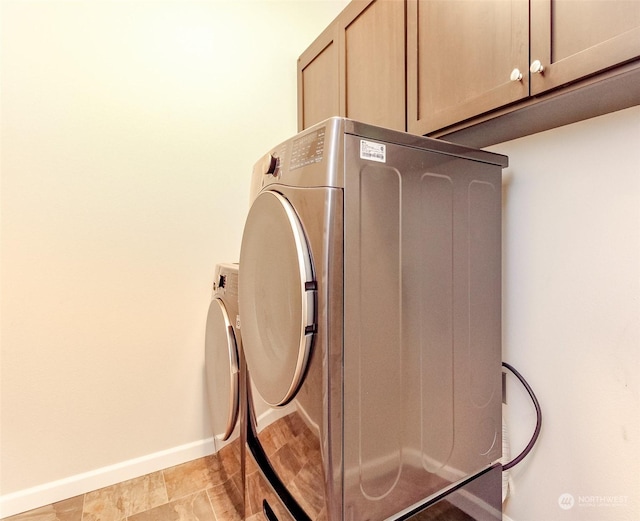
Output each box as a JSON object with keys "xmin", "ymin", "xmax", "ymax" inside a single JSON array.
[{"xmin": 239, "ymin": 118, "xmax": 507, "ymax": 521}]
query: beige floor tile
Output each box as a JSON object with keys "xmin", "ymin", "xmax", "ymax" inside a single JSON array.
[
  {"xmin": 3, "ymin": 449, "xmax": 246, "ymax": 521},
  {"xmin": 2, "ymin": 495, "xmax": 84, "ymax": 521},
  {"xmin": 206, "ymin": 478, "xmax": 242, "ymax": 521},
  {"xmin": 127, "ymin": 491, "xmax": 215, "ymax": 521},
  {"xmin": 82, "ymin": 472, "xmax": 167, "ymax": 521},
  {"xmin": 216, "ymin": 442, "xmax": 241, "ymax": 480},
  {"xmin": 162, "ymin": 443, "xmax": 240, "ymax": 504},
  {"xmin": 161, "ymin": 457, "xmax": 219, "ymax": 502}
]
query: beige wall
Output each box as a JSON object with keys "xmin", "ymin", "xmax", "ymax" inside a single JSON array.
[
  {"xmin": 490, "ymin": 106, "xmax": 640, "ymax": 521},
  {"xmin": 0, "ymin": 0, "xmax": 348, "ymax": 515}
]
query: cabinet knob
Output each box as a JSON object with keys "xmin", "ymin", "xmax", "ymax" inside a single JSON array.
[
  {"xmin": 510, "ymin": 68, "xmax": 523, "ymax": 82},
  {"xmin": 530, "ymin": 60, "xmax": 544, "ymax": 74}
]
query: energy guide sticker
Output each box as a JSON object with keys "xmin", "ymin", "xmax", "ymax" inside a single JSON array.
[{"xmin": 360, "ymin": 140, "xmax": 386, "ymax": 163}]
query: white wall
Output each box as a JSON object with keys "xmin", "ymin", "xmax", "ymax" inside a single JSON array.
[
  {"xmin": 0, "ymin": 0, "xmax": 348, "ymax": 515},
  {"xmin": 490, "ymin": 106, "xmax": 640, "ymax": 521}
]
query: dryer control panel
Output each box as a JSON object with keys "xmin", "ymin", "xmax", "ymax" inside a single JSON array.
[{"xmin": 290, "ymin": 126, "xmax": 325, "ymax": 170}]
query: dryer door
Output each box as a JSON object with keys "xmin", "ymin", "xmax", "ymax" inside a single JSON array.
[
  {"xmin": 204, "ymin": 297, "xmax": 240, "ymax": 441},
  {"xmin": 239, "ymin": 190, "xmax": 316, "ymax": 407}
]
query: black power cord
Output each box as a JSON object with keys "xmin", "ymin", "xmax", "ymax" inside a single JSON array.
[{"xmin": 502, "ymin": 361, "xmax": 542, "ymax": 471}]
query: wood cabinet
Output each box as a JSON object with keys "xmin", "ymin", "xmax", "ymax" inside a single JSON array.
[
  {"xmin": 529, "ymin": 0, "xmax": 640, "ymax": 94},
  {"xmin": 297, "ymin": 0, "xmax": 406, "ymax": 132},
  {"xmin": 297, "ymin": 23, "xmax": 340, "ymax": 132},
  {"xmin": 407, "ymin": 0, "xmax": 529, "ymax": 135},
  {"xmin": 407, "ymin": 0, "xmax": 640, "ymax": 136},
  {"xmin": 299, "ymin": 0, "xmax": 640, "ymax": 145},
  {"xmin": 341, "ymin": 0, "xmax": 406, "ymax": 130}
]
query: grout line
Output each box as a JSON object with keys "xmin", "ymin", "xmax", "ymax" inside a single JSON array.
[
  {"xmin": 80, "ymin": 493, "xmax": 87, "ymax": 521},
  {"xmin": 160, "ymin": 469, "xmax": 169, "ymax": 506},
  {"xmin": 205, "ymin": 488, "xmax": 218, "ymax": 521}
]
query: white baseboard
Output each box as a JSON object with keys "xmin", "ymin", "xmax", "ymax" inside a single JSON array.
[
  {"xmin": 0, "ymin": 437, "xmax": 216, "ymax": 519},
  {"xmin": 502, "ymin": 514, "xmax": 516, "ymax": 521}
]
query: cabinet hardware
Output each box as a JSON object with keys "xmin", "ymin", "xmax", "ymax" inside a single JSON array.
[
  {"xmin": 510, "ymin": 68, "xmax": 523, "ymax": 82},
  {"xmin": 530, "ymin": 60, "xmax": 544, "ymax": 74}
]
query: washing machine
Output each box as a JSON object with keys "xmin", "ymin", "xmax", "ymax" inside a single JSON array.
[
  {"xmin": 239, "ymin": 118, "xmax": 507, "ymax": 521},
  {"xmin": 205, "ymin": 263, "xmax": 242, "ymax": 444},
  {"xmin": 204, "ymin": 263, "xmax": 244, "ymax": 519}
]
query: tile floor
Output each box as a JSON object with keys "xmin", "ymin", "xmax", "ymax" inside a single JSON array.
[
  {"xmin": 2, "ymin": 442, "xmax": 243, "ymax": 521},
  {"xmin": 3, "ymin": 427, "xmax": 478, "ymax": 521}
]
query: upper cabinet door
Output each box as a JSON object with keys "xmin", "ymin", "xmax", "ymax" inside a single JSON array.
[
  {"xmin": 298, "ymin": 22, "xmax": 340, "ymax": 132},
  {"xmin": 530, "ymin": 0, "xmax": 640, "ymax": 95},
  {"xmin": 298, "ymin": 0, "xmax": 406, "ymax": 132},
  {"xmin": 407, "ymin": 0, "xmax": 529, "ymax": 136},
  {"xmin": 340, "ymin": 0, "xmax": 406, "ymax": 131}
]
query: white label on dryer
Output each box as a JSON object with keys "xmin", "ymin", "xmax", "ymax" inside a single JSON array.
[{"xmin": 360, "ymin": 140, "xmax": 386, "ymax": 163}]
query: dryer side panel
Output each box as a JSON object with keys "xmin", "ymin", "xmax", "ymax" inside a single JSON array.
[
  {"xmin": 344, "ymin": 162, "xmax": 404, "ymax": 502},
  {"xmin": 343, "ymin": 135, "xmax": 502, "ymax": 521}
]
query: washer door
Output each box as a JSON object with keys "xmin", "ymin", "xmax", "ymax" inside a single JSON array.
[
  {"xmin": 204, "ymin": 298, "xmax": 239, "ymax": 441},
  {"xmin": 239, "ymin": 190, "xmax": 316, "ymax": 407}
]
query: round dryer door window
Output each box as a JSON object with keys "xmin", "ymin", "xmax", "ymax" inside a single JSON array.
[
  {"xmin": 239, "ymin": 190, "xmax": 316, "ymax": 407},
  {"xmin": 204, "ymin": 298, "xmax": 239, "ymax": 441}
]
